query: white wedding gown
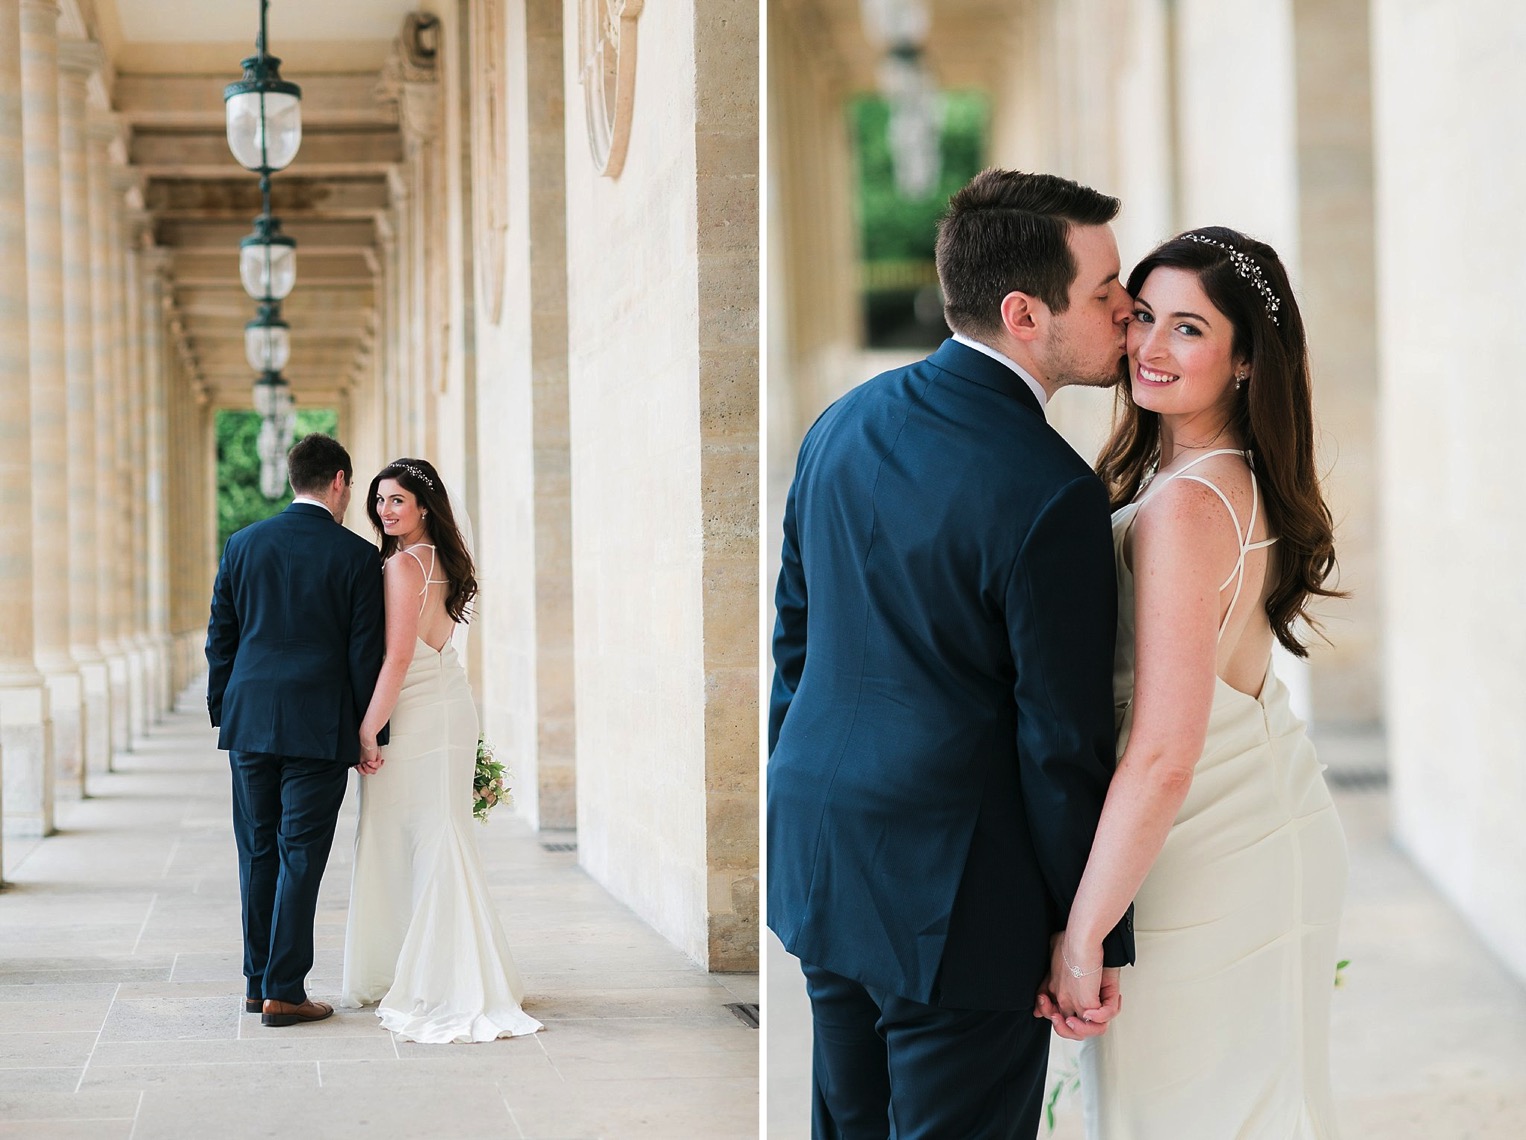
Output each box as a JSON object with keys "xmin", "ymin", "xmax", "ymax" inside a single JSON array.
[
  {"xmin": 1080, "ymin": 451, "xmax": 1347, "ymax": 1138},
  {"xmin": 340, "ymin": 558, "xmax": 541, "ymax": 1043}
]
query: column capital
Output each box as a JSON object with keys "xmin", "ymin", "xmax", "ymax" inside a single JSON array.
[{"xmin": 57, "ymin": 39, "xmax": 105, "ymax": 80}]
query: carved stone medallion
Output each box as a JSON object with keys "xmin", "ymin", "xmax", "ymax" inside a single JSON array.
[{"xmin": 578, "ymin": 0, "xmax": 644, "ymax": 178}]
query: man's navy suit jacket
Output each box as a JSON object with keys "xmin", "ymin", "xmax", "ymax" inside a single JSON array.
[
  {"xmin": 206, "ymin": 502, "xmax": 387, "ymax": 767},
  {"xmin": 768, "ymin": 338, "xmax": 1134, "ymax": 1011}
]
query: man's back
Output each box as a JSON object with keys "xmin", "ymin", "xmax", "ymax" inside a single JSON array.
[
  {"xmin": 206, "ymin": 503, "xmax": 385, "ymax": 767},
  {"xmin": 768, "ymin": 339, "xmax": 1120, "ymax": 1009}
]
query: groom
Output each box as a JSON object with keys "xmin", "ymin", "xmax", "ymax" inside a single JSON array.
[
  {"xmin": 768, "ymin": 169, "xmax": 1136, "ymax": 1137},
  {"xmin": 206, "ymin": 433, "xmax": 387, "ymax": 1028}
]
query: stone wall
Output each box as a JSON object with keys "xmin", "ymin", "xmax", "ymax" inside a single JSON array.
[
  {"xmin": 561, "ymin": 0, "xmax": 758, "ymax": 969},
  {"xmin": 1374, "ymin": 0, "xmax": 1526, "ymax": 984}
]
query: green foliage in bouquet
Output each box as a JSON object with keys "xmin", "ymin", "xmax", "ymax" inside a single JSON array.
[{"xmin": 473, "ymin": 737, "xmax": 512, "ymax": 823}]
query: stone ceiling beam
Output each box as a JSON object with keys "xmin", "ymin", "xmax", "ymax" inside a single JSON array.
[
  {"xmin": 130, "ymin": 127, "xmax": 404, "ymax": 179},
  {"xmin": 156, "ymin": 218, "xmax": 377, "ymax": 253},
  {"xmin": 115, "ymin": 73, "xmax": 396, "ymax": 130},
  {"xmin": 143, "ymin": 177, "xmax": 391, "ymax": 220}
]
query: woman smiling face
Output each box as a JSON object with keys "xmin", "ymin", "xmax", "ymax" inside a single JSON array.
[
  {"xmin": 374, "ymin": 478, "xmax": 427, "ymax": 545},
  {"xmin": 1125, "ymin": 265, "xmax": 1247, "ymax": 422}
]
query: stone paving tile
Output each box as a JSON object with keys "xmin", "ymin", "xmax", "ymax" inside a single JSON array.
[
  {"xmin": 0, "ymin": 1068, "xmax": 86, "ymax": 1093},
  {"xmin": 317, "ymin": 1052, "xmax": 559, "ymax": 1088},
  {"xmin": 79, "ymin": 1060, "xmax": 320, "ymax": 1092},
  {"xmin": 0, "ymin": 1089, "xmax": 139, "ymax": 1120},
  {"xmin": 0, "ymin": 1001, "xmax": 112, "ymax": 1035},
  {"xmin": 0, "ymin": 1031, "xmax": 100, "ymax": 1068},
  {"xmin": 91, "ymin": 1035, "xmax": 397, "ymax": 1066},
  {"xmin": 97, "ymin": 995, "xmax": 240, "ymax": 1043},
  {"xmin": 132, "ymin": 1085, "xmax": 517, "ymax": 1140},
  {"xmin": 506, "ymin": 1075, "xmax": 758, "ymax": 1139},
  {"xmin": 0, "ymin": 686, "xmax": 759, "ymax": 1137},
  {"xmin": 0, "ymin": 1122, "xmax": 135, "ymax": 1139}
]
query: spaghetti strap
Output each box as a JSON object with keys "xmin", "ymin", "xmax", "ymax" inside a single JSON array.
[
  {"xmin": 1137, "ymin": 449, "xmax": 1278, "ymax": 641},
  {"xmin": 398, "ymin": 543, "xmax": 450, "ymax": 619}
]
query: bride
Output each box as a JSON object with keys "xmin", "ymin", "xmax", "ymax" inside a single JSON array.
[
  {"xmin": 1038, "ymin": 228, "xmax": 1347, "ymax": 1137},
  {"xmin": 339, "ymin": 457, "xmax": 542, "ymax": 1043}
]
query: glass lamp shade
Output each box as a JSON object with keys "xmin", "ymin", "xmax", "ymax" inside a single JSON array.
[
  {"xmin": 225, "ymin": 83, "xmax": 302, "ymax": 171},
  {"xmin": 256, "ymin": 412, "xmax": 281, "ymax": 462},
  {"xmin": 240, "ymin": 235, "xmax": 296, "ymax": 300},
  {"xmin": 252, "ymin": 372, "xmax": 292, "ymax": 418},
  {"xmin": 245, "ymin": 319, "xmax": 291, "ymax": 373}
]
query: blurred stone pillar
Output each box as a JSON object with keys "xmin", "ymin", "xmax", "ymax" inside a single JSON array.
[
  {"xmin": 141, "ymin": 250, "xmax": 173, "ymax": 716},
  {"xmin": 86, "ymin": 113, "xmax": 128, "ymax": 762},
  {"xmin": 695, "ymin": 0, "xmax": 760, "ymax": 969},
  {"xmin": 21, "ymin": 0, "xmax": 76, "ymax": 806},
  {"xmin": 115, "ymin": 210, "xmax": 150, "ymax": 742},
  {"xmin": 0, "ymin": 0, "xmax": 53, "ymax": 841},
  {"xmin": 57, "ymin": 40, "xmax": 107, "ymax": 785}
]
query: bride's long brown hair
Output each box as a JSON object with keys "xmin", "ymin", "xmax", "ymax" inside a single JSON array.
[
  {"xmin": 1096, "ymin": 226, "xmax": 1343, "ymax": 657},
  {"xmin": 365, "ymin": 457, "xmax": 478, "ymax": 623}
]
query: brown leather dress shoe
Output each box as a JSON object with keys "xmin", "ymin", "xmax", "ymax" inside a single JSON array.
[
  {"xmin": 244, "ymin": 998, "xmax": 262, "ymax": 1014},
  {"xmin": 261, "ymin": 998, "xmax": 335, "ymax": 1027}
]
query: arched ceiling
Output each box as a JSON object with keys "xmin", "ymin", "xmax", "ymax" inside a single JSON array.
[{"xmin": 75, "ymin": 0, "xmax": 425, "ymax": 411}]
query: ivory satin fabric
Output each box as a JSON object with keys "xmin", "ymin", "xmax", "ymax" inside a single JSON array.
[
  {"xmin": 340, "ymin": 636, "xmax": 542, "ymax": 1043},
  {"xmin": 1079, "ymin": 498, "xmax": 1347, "ymax": 1139}
]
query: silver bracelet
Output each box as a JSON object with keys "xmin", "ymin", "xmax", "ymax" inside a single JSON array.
[{"xmin": 1062, "ymin": 945, "xmax": 1102, "ymax": 979}]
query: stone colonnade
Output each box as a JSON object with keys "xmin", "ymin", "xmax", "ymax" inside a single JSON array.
[{"xmin": 0, "ymin": 4, "xmax": 212, "ymax": 871}]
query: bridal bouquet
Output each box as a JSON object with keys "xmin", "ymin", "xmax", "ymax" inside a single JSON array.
[{"xmin": 473, "ymin": 737, "xmax": 513, "ymax": 822}]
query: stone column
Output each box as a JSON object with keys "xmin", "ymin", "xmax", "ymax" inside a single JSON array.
[
  {"xmin": 141, "ymin": 250, "xmax": 173, "ymax": 716},
  {"xmin": 57, "ymin": 41, "xmax": 106, "ymax": 785},
  {"xmin": 0, "ymin": 0, "xmax": 53, "ymax": 842},
  {"xmin": 86, "ymin": 114, "xmax": 128, "ymax": 761},
  {"xmin": 523, "ymin": 0, "xmax": 576, "ymax": 828},
  {"xmin": 21, "ymin": 0, "xmax": 75, "ymax": 804},
  {"xmin": 114, "ymin": 205, "xmax": 148, "ymax": 742}
]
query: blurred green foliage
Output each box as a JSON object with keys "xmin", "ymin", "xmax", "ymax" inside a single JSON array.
[
  {"xmin": 849, "ymin": 90, "xmax": 990, "ymax": 266},
  {"xmin": 216, "ymin": 408, "xmax": 339, "ymax": 554}
]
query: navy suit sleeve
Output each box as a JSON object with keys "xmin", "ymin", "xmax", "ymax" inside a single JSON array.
[
  {"xmin": 205, "ymin": 541, "xmax": 240, "ymax": 727},
  {"xmin": 1006, "ymin": 474, "xmax": 1134, "ymax": 967},
  {"xmin": 348, "ymin": 548, "xmax": 387, "ymax": 746},
  {"xmin": 769, "ymin": 475, "xmax": 806, "ymax": 754}
]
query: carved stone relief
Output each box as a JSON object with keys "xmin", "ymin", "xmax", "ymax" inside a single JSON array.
[{"xmin": 578, "ymin": 0, "xmax": 643, "ymax": 178}]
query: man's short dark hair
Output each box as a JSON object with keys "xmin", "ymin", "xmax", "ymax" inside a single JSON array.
[
  {"xmin": 935, "ymin": 169, "xmax": 1120, "ymax": 337},
  {"xmin": 287, "ymin": 434, "xmax": 352, "ymax": 495}
]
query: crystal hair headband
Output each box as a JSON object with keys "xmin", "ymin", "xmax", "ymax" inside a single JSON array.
[
  {"xmin": 1180, "ymin": 234, "xmax": 1282, "ymax": 324},
  {"xmin": 392, "ymin": 461, "xmax": 436, "ymax": 490}
]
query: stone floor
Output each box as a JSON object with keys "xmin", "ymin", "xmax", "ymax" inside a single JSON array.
[
  {"xmin": 0, "ymin": 685, "xmax": 759, "ymax": 1139},
  {"xmin": 765, "ymin": 732, "xmax": 1526, "ymax": 1138}
]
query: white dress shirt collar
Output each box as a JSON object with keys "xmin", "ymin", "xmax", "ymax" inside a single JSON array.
[
  {"xmin": 951, "ymin": 332, "xmax": 1048, "ymax": 408},
  {"xmin": 291, "ymin": 495, "xmax": 332, "ymax": 514}
]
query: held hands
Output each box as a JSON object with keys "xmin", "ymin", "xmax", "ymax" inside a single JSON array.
[
  {"xmin": 357, "ymin": 734, "xmax": 384, "ymax": 775},
  {"xmin": 1034, "ymin": 932, "xmax": 1121, "ymax": 1041}
]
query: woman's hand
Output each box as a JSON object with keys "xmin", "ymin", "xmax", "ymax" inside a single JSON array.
[
  {"xmin": 357, "ymin": 733, "xmax": 384, "ymax": 775},
  {"xmin": 1034, "ymin": 933, "xmax": 1121, "ymax": 1040}
]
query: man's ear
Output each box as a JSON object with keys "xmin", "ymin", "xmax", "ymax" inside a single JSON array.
[{"xmin": 1000, "ymin": 290, "xmax": 1046, "ymax": 344}]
